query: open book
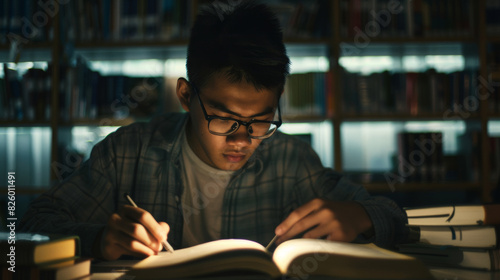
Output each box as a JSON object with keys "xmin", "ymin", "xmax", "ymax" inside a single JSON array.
[{"xmin": 125, "ymin": 239, "xmax": 433, "ymax": 279}]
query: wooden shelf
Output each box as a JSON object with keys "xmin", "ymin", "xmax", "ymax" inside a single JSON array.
[
  {"xmin": 486, "ymin": 35, "xmax": 500, "ymax": 43},
  {"xmin": 284, "ymin": 37, "xmax": 332, "ymax": 44},
  {"xmin": 283, "ymin": 115, "xmax": 330, "ymax": 122},
  {"xmin": 340, "ymin": 36, "xmax": 476, "ymax": 44},
  {"xmin": 487, "ymin": 114, "xmax": 500, "ymax": 120},
  {"xmin": 0, "ymin": 41, "xmax": 53, "ymax": 51},
  {"xmin": 340, "ymin": 113, "xmax": 481, "ymax": 122},
  {"xmin": 0, "ymin": 120, "xmax": 52, "ymax": 127},
  {"xmin": 0, "ymin": 42, "xmax": 53, "ymax": 62},
  {"xmin": 74, "ymin": 44, "xmax": 188, "ymax": 61},
  {"xmin": 338, "ymin": 40, "xmax": 475, "ymax": 57},
  {"xmin": 74, "ymin": 39, "xmax": 189, "ymax": 49},
  {"xmin": 61, "ymin": 117, "xmax": 136, "ymax": 127},
  {"xmin": 75, "ymin": 38, "xmax": 332, "ymax": 48}
]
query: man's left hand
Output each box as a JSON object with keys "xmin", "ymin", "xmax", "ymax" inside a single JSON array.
[{"xmin": 274, "ymin": 199, "xmax": 373, "ymax": 245}]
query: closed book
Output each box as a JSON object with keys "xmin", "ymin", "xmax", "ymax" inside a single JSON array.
[
  {"xmin": 398, "ymin": 243, "xmax": 500, "ymax": 271},
  {"xmin": 408, "ymin": 226, "xmax": 499, "ymax": 248},
  {"xmin": 2, "ymin": 257, "xmax": 91, "ymax": 280},
  {"xmin": 405, "ymin": 204, "xmax": 500, "ymax": 226},
  {"xmin": 0, "ymin": 232, "xmax": 80, "ymax": 266}
]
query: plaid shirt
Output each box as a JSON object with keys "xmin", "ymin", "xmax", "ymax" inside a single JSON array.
[{"xmin": 20, "ymin": 113, "xmax": 408, "ymax": 257}]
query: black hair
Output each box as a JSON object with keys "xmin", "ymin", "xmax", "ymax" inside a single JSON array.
[{"xmin": 186, "ymin": 0, "xmax": 290, "ymax": 95}]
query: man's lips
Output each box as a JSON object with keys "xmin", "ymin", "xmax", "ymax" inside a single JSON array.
[{"xmin": 223, "ymin": 153, "xmax": 246, "ymax": 163}]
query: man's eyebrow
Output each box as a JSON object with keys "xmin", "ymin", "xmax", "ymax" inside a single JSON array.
[{"xmin": 207, "ymin": 100, "xmax": 275, "ymax": 118}]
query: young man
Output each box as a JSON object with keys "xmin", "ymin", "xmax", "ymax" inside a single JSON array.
[{"xmin": 20, "ymin": 1, "xmax": 407, "ymax": 260}]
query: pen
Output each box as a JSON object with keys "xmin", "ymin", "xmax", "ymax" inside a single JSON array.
[
  {"xmin": 124, "ymin": 193, "xmax": 175, "ymax": 253},
  {"xmin": 265, "ymin": 234, "xmax": 279, "ymax": 251}
]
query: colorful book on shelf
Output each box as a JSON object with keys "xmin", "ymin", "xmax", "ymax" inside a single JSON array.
[
  {"xmin": 405, "ymin": 204, "xmax": 500, "ymax": 226},
  {"xmin": 407, "ymin": 226, "xmax": 499, "ymax": 248},
  {"xmin": 398, "ymin": 243, "xmax": 499, "ymax": 271},
  {"xmin": 2, "ymin": 257, "xmax": 91, "ymax": 280},
  {"xmin": 125, "ymin": 238, "xmax": 433, "ymax": 280},
  {"xmin": 0, "ymin": 232, "xmax": 80, "ymax": 266},
  {"xmin": 340, "ymin": 68, "xmax": 478, "ymax": 115},
  {"xmin": 282, "ymin": 72, "xmax": 328, "ymax": 117}
]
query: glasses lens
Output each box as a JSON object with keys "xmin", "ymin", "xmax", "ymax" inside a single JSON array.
[
  {"xmin": 249, "ymin": 123, "xmax": 277, "ymax": 137},
  {"xmin": 209, "ymin": 119, "xmax": 278, "ymax": 138},
  {"xmin": 209, "ymin": 119, "xmax": 239, "ymax": 135}
]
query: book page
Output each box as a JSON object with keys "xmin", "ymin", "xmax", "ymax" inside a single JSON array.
[
  {"xmin": 272, "ymin": 239, "xmax": 413, "ymax": 274},
  {"xmin": 133, "ymin": 239, "xmax": 266, "ymax": 269}
]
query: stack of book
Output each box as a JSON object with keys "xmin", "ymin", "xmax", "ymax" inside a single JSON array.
[
  {"xmin": 399, "ymin": 204, "xmax": 500, "ymax": 271},
  {"xmin": 0, "ymin": 232, "xmax": 91, "ymax": 280}
]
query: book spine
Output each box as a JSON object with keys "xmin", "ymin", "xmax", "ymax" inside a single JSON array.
[{"xmin": 484, "ymin": 204, "xmax": 500, "ymax": 225}]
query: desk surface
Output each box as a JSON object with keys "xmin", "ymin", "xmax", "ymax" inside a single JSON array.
[
  {"xmin": 430, "ymin": 267, "xmax": 500, "ymax": 280},
  {"xmin": 89, "ymin": 264, "xmax": 500, "ymax": 280}
]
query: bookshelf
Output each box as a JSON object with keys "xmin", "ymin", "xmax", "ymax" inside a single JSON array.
[{"xmin": 1, "ymin": 0, "xmax": 499, "ymax": 206}]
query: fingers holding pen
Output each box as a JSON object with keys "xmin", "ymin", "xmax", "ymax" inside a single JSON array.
[
  {"xmin": 120, "ymin": 205, "xmax": 169, "ymax": 245},
  {"xmin": 99, "ymin": 205, "xmax": 172, "ymax": 260},
  {"xmin": 111, "ymin": 206, "xmax": 169, "ymax": 253},
  {"xmin": 102, "ymin": 212, "xmax": 160, "ymax": 260}
]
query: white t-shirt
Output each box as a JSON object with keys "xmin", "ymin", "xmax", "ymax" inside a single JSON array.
[{"xmin": 180, "ymin": 128, "xmax": 234, "ymax": 248}]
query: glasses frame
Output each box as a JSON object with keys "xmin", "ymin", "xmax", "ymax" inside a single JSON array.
[{"xmin": 191, "ymin": 84, "xmax": 282, "ymax": 140}]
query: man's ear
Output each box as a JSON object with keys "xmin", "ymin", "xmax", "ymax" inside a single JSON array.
[{"xmin": 176, "ymin": 78, "xmax": 192, "ymax": 112}]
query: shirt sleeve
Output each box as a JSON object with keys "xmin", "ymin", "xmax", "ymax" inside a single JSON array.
[
  {"xmin": 329, "ymin": 176, "xmax": 409, "ymax": 249},
  {"xmin": 291, "ymin": 140, "xmax": 409, "ymax": 249},
  {"xmin": 19, "ymin": 133, "xmax": 120, "ymax": 257}
]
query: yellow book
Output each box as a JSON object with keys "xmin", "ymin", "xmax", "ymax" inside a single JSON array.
[
  {"xmin": 126, "ymin": 239, "xmax": 433, "ymax": 279},
  {"xmin": 0, "ymin": 232, "xmax": 80, "ymax": 266}
]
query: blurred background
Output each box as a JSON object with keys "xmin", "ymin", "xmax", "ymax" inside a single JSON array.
[{"xmin": 1, "ymin": 0, "xmax": 500, "ymax": 228}]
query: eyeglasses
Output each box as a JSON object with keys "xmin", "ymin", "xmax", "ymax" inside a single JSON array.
[{"xmin": 192, "ymin": 84, "xmax": 282, "ymax": 140}]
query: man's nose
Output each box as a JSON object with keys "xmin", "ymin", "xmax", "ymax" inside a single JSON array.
[{"xmin": 226, "ymin": 124, "xmax": 252, "ymax": 145}]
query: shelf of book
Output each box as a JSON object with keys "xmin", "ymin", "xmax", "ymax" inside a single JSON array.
[
  {"xmin": 0, "ymin": 120, "xmax": 52, "ymax": 127},
  {"xmin": 0, "ymin": 42, "xmax": 54, "ymax": 51},
  {"xmin": 1, "ymin": 0, "xmax": 499, "ymax": 205}
]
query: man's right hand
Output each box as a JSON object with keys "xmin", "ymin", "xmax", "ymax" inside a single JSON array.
[{"xmin": 96, "ymin": 205, "xmax": 170, "ymax": 260}]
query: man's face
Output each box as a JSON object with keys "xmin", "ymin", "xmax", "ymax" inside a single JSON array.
[{"xmin": 179, "ymin": 75, "xmax": 279, "ymax": 171}]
